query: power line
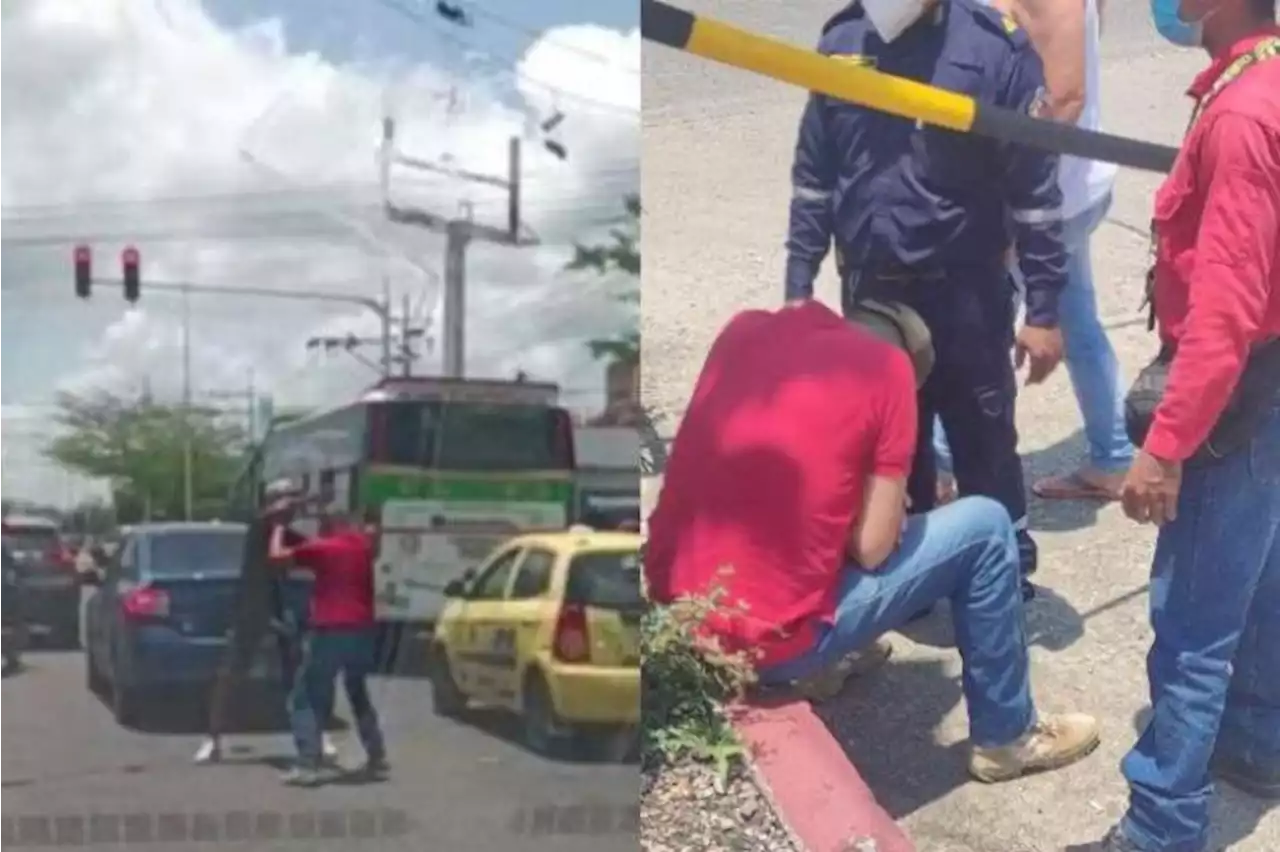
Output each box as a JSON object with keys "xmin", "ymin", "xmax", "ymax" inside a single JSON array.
[
  {"xmin": 0, "ymin": 166, "xmax": 639, "ymax": 218},
  {"xmin": 455, "ymin": 1, "xmax": 640, "ymax": 76},
  {"xmin": 0, "ymin": 201, "xmax": 637, "ymax": 251},
  {"xmin": 375, "ymin": 0, "xmax": 638, "ymax": 118}
]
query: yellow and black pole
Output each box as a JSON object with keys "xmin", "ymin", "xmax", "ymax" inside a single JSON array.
[{"xmin": 641, "ymin": 0, "xmax": 1179, "ymax": 174}]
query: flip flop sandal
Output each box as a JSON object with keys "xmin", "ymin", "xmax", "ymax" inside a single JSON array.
[{"xmin": 1032, "ymin": 472, "xmax": 1120, "ymax": 502}]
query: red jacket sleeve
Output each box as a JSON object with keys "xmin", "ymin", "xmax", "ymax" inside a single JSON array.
[
  {"xmin": 1145, "ymin": 113, "xmax": 1280, "ymax": 462},
  {"xmin": 290, "ymin": 537, "xmax": 331, "ymax": 569}
]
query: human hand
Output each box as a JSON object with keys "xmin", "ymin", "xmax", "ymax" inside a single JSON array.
[
  {"xmin": 263, "ymin": 496, "xmax": 299, "ymax": 521},
  {"xmin": 1120, "ymin": 450, "xmax": 1183, "ymax": 526},
  {"xmin": 1015, "ymin": 325, "xmax": 1064, "ymax": 385}
]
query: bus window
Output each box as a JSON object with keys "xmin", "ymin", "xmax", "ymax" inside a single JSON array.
[
  {"xmin": 369, "ymin": 401, "xmax": 573, "ymax": 471},
  {"xmin": 436, "ymin": 403, "xmax": 572, "ymax": 471},
  {"xmin": 373, "ymin": 401, "xmax": 438, "ymax": 467}
]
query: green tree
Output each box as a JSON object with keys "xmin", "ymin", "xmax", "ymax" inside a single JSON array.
[
  {"xmin": 567, "ymin": 193, "xmax": 640, "ymax": 365},
  {"xmin": 43, "ymin": 391, "xmax": 245, "ymax": 522}
]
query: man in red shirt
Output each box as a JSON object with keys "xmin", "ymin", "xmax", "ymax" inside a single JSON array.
[
  {"xmin": 269, "ymin": 509, "xmax": 387, "ymax": 787},
  {"xmin": 1079, "ymin": 1, "xmax": 1280, "ymax": 850},
  {"xmin": 646, "ymin": 300, "xmax": 1098, "ymax": 784}
]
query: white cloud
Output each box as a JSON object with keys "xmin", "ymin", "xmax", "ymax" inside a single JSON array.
[{"xmin": 1, "ymin": 0, "xmax": 639, "ymax": 504}]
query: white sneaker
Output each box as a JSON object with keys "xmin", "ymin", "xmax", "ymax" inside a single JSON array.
[
  {"xmin": 321, "ymin": 735, "xmax": 339, "ymax": 761},
  {"xmin": 193, "ymin": 738, "xmax": 222, "ymax": 764}
]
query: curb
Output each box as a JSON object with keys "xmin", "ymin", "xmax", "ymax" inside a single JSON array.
[{"xmin": 729, "ymin": 700, "xmax": 916, "ymax": 852}]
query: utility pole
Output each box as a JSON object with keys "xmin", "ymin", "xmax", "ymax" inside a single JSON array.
[
  {"xmin": 307, "ymin": 294, "xmax": 430, "ymax": 377},
  {"xmin": 181, "ymin": 285, "xmax": 194, "ymax": 521},
  {"xmin": 202, "ymin": 367, "xmax": 256, "ymax": 445},
  {"xmin": 379, "ymin": 118, "xmax": 540, "ymax": 378}
]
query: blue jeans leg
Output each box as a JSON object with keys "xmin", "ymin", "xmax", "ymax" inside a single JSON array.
[
  {"xmin": 338, "ymin": 628, "xmax": 387, "ymax": 761},
  {"xmin": 1120, "ymin": 404, "xmax": 1280, "ymax": 852},
  {"xmin": 1057, "ymin": 196, "xmax": 1134, "ymax": 474},
  {"xmin": 758, "ymin": 496, "xmax": 1035, "ymax": 747},
  {"xmin": 933, "ymin": 416, "xmax": 954, "ymax": 476},
  {"xmin": 1217, "ymin": 534, "xmax": 1280, "ymax": 774},
  {"xmin": 289, "ymin": 632, "xmax": 338, "ymax": 769}
]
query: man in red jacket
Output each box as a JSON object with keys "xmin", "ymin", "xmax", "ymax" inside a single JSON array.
[
  {"xmin": 646, "ymin": 300, "xmax": 1099, "ymax": 785},
  {"xmin": 269, "ymin": 509, "xmax": 387, "ymax": 787},
  {"xmin": 1074, "ymin": 0, "xmax": 1280, "ymax": 849}
]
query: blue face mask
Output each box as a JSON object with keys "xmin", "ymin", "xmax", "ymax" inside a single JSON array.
[{"xmin": 1151, "ymin": 0, "xmax": 1204, "ymax": 47}]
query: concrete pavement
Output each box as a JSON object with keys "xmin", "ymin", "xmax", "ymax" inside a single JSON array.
[
  {"xmin": 642, "ymin": 2, "xmax": 1279, "ymax": 850},
  {"xmin": 1, "ymin": 650, "xmax": 637, "ymax": 851}
]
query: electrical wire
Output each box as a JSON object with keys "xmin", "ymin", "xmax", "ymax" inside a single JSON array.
[
  {"xmin": 374, "ymin": 0, "xmax": 638, "ymax": 118},
  {"xmin": 454, "ymin": 0, "xmax": 640, "ymax": 76},
  {"xmin": 0, "ymin": 165, "xmax": 639, "ymax": 219},
  {"xmin": 0, "ymin": 203, "xmax": 637, "ymax": 254}
]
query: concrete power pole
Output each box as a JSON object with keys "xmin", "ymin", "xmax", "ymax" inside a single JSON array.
[{"xmin": 379, "ymin": 118, "xmax": 540, "ymax": 378}]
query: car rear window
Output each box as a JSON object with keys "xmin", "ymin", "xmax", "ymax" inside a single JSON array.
[
  {"xmin": 147, "ymin": 530, "xmax": 246, "ymax": 577},
  {"xmin": 566, "ymin": 550, "xmax": 643, "ymax": 611},
  {"xmin": 2, "ymin": 526, "xmax": 61, "ymax": 558}
]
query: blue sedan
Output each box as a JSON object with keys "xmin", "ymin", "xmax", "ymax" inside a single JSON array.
[{"xmin": 83, "ymin": 522, "xmax": 310, "ymax": 727}]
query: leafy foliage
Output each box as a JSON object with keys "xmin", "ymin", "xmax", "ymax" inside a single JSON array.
[
  {"xmin": 43, "ymin": 391, "xmax": 246, "ymax": 523},
  {"xmin": 568, "ymin": 193, "xmax": 640, "ymax": 365},
  {"xmin": 642, "ymin": 569, "xmax": 757, "ymax": 788}
]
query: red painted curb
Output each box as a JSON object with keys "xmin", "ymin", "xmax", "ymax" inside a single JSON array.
[{"xmin": 730, "ymin": 700, "xmax": 916, "ymax": 852}]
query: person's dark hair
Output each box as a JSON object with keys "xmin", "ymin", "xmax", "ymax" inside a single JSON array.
[{"xmin": 1253, "ymin": 0, "xmax": 1277, "ymax": 20}]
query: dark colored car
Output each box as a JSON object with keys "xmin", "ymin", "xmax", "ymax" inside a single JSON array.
[
  {"xmin": 2, "ymin": 515, "xmax": 80, "ymax": 646},
  {"xmin": 578, "ymin": 492, "xmax": 642, "ymax": 532},
  {"xmin": 3, "ymin": 543, "xmax": 27, "ymax": 672},
  {"xmin": 83, "ymin": 522, "xmax": 311, "ymax": 726}
]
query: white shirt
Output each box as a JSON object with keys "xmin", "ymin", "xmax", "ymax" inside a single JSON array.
[
  {"xmin": 1058, "ymin": 0, "xmax": 1116, "ymax": 220},
  {"xmin": 977, "ymin": 0, "xmax": 1117, "ymax": 220}
]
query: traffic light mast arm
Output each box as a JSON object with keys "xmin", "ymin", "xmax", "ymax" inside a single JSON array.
[
  {"xmin": 84, "ymin": 277, "xmax": 388, "ymax": 318},
  {"xmin": 85, "ymin": 277, "xmax": 394, "ymax": 376}
]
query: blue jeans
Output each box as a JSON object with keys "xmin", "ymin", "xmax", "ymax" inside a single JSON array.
[
  {"xmin": 1120, "ymin": 401, "xmax": 1280, "ymax": 852},
  {"xmin": 935, "ymin": 194, "xmax": 1134, "ymax": 475},
  {"xmin": 288, "ymin": 626, "xmax": 386, "ymax": 769},
  {"xmin": 758, "ymin": 497, "xmax": 1036, "ymax": 747}
]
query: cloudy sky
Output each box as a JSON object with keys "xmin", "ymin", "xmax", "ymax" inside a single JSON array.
[{"xmin": 1, "ymin": 0, "xmax": 640, "ymax": 505}]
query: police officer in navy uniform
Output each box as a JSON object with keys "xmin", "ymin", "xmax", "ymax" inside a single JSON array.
[{"xmin": 785, "ymin": 0, "xmax": 1068, "ymax": 600}]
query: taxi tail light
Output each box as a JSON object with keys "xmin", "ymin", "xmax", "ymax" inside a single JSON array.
[
  {"xmin": 552, "ymin": 602, "xmax": 590, "ymax": 663},
  {"xmin": 122, "ymin": 586, "xmax": 170, "ymax": 620}
]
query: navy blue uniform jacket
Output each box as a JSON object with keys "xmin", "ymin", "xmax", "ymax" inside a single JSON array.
[{"xmin": 784, "ymin": 0, "xmax": 1068, "ymax": 328}]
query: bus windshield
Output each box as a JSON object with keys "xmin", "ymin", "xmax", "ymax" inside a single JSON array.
[{"xmin": 375, "ymin": 401, "xmax": 573, "ymax": 471}]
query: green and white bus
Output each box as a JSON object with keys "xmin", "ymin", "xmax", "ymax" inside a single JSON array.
[{"xmin": 258, "ymin": 377, "xmax": 577, "ymax": 628}]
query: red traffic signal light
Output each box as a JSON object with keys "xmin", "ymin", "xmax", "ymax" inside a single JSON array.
[
  {"xmin": 73, "ymin": 245, "xmax": 92, "ymax": 299},
  {"xmin": 122, "ymin": 246, "xmax": 140, "ymax": 303}
]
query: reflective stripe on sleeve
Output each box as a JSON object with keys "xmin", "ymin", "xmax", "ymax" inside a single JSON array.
[
  {"xmin": 793, "ymin": 186, "xmax": 831, "ymax": 203},
  {"xmin": 1010, "ymin": 207, "xmax": 1063, "ymax": 225}
]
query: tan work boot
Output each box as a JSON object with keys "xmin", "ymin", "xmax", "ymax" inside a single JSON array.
[
  {"xmin": 968, "ymin": 713, "xmax": 1100, "ymax": 783},
  {"xmin": 793, "ymin": 637, "xmax": 893, "ymax": 702}
]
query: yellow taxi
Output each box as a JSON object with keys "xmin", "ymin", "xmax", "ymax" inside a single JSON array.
[{"xmin": 429, "ymin": 528, "xmax": 642, "ymax": 758}]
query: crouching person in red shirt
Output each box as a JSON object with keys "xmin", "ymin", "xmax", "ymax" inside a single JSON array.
[
  {"xmin": 645, "ymin": 301, "xmax": 1099, "ymax": 783},
  {"xmin": 269, "ymin": 510, "xmax": 387, "ymax": 787}
]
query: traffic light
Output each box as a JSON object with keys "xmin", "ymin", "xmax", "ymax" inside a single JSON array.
[
  {"xmin": 122, "ymin": 246, "xmax": 140, "ymax": 303},
  {"xmin": 73, "ymin": 245, "xmax": 92, "ymax": 299}
]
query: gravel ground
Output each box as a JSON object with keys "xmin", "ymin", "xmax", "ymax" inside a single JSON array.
[{"xmin": 641, "ymin": 760, "xmax": 799, "ymax": 852}]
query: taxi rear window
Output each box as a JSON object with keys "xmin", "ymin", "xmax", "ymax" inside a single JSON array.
[{"xmin": 565, "ymin": 550, "xmax": 643, "ymax": 611}]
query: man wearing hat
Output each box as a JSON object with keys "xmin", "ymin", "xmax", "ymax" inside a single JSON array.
[
  {"xmin": 785, "ymin": 0, "xmax": 1071, "ymax": 601},
  {"xmin": 193, "ymin": 479, "xmax": 336, "ymax": 765},
  {"xmin": 646, "ymin": 301, "xmax": 1099, "ymax": 783}
]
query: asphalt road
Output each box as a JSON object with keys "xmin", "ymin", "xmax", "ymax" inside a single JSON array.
[
  {"xmin": 1, "ymin": 647, "xmax": 637, "ymax": 852},
  {"xmin": 642, "ymin": 2, "xmax": 1279, "ymax": 850}
]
